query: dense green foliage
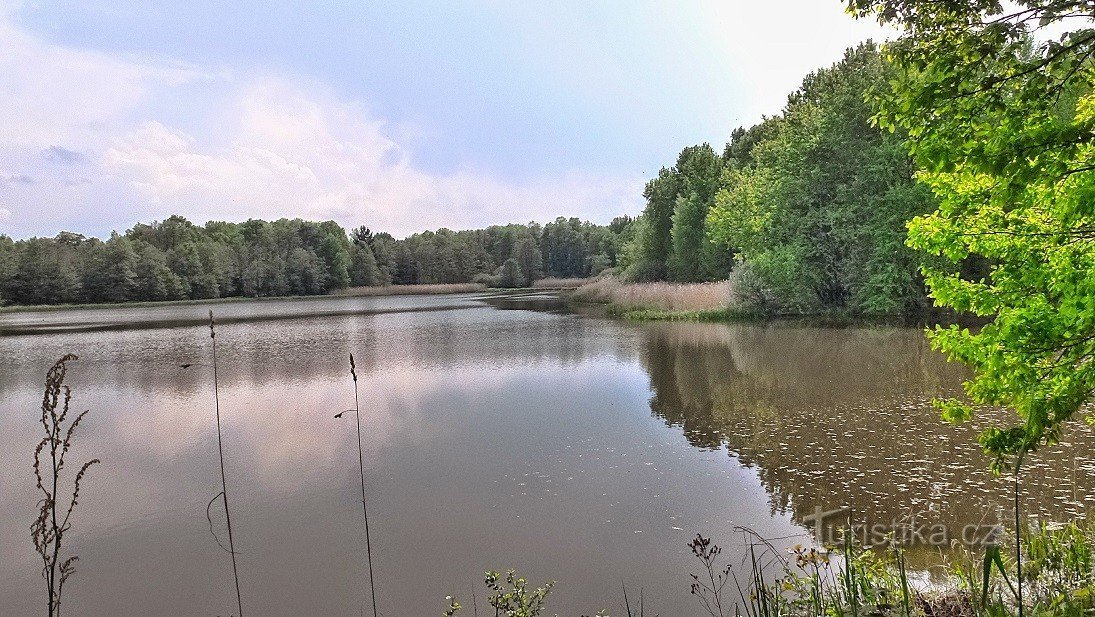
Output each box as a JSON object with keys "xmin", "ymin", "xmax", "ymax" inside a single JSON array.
[
  {"xmin": 622, "ymin": 43, "xmax": 933, "ymax": 317},
  {"xmin": 623, "ymin": 146, "xmax": 729, "ymax": 282},
  {"xmin": 0, "ymin": 215, "xmax": 632, "ymax": 306},
  {"xmin": 849, "ymin": 0, "xmax": 1095, "ymax": 471},
  {"xmin": 709, "ymin": 44, "xmax": 935, "ymax": 316}
]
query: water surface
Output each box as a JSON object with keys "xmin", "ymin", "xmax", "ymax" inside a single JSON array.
[{"xmin": 1, "ymin": 293, "xmax": 1092, "ymax": 616}]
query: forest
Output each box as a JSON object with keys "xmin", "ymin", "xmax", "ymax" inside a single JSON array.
[
  {"xmin": 619, "ymin": 42, "xmax": 936, "ymax": 317},
  {"xmin": 0, "ymin": 215, "xmax": 632, "ymax": 305},
  {"xmin": 0, "ymin": 42, "xmax": 935, "ymax": 315}
]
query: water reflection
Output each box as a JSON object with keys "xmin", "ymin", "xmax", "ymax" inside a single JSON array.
[
  {"xmin": 639, "ymin": 321, "xmax": 1095, "ymax": 549},
  {"xmin": 3, "ymin": 299, "xmax": 1092, "ymax": 616},
  {"xmin": 3, "ymin": 298, "xmax": 802, "ymax": 617}
]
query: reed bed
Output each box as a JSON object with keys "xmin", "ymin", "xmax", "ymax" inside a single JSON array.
[
  {"xmin": 570, "ymin": 276, "xmax": 734, "ymax": 313},
  {"xmin": 333, "ymin": 283, "xmax": 485, "ymax": 297}
]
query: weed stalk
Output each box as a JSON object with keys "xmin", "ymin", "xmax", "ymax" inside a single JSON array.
[
  {"xmin": 349, "ymin": 353, "xmax": 379, "ymax": 617},
  {"xmin": 32, "ymin": 354, "xmax": 99, "ymax": 617},
  {"xmin": 209, "ymin": 311, "xmax": 244, "ymax": 617}
]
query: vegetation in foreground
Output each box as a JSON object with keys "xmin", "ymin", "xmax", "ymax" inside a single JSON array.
[
  {"xmin": 676, "ymin": 523, "xmax": 1095, "ymax": 617},
  {"xmin": 32, "ymin": 354, "xmax": 99, "ymax": 617},
  {"xmin": 434, "ymin": 521, "xmax": 1095, "ymax": 617}
]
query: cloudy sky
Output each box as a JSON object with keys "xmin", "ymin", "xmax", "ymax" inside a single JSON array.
[{"xmin": 0, "ymin": 0, "xmax": 887, "ymax": 239}]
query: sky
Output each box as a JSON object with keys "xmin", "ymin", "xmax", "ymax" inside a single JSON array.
[{"xmin": 0, "ymin": 0, "xmax": 889, "ymax": 239}]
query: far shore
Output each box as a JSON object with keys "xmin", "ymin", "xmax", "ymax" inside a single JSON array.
[
  {"xmin": 0, "ymin": 283, "xmax": 489, "ymax": 314},
  {"xmin": 0, "ymin": 280, "xmax": 599, "ymax": 314}
]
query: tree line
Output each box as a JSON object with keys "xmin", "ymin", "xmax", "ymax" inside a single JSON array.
[
  {"xmin": 618, "ymin": 42, "xmax": 936, "ymax": 317},
  {"xmin": 0, "ymin": 215, "xmax": 633, "ymax": 306},
  {"xmin": 0, "ymin": 42, "xmax": 971, "ymax": 316}
]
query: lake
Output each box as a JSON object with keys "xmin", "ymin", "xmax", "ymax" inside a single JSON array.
[{"xmin": 2, "ymin": 292, "xmax": 1093, "ymax": 616}]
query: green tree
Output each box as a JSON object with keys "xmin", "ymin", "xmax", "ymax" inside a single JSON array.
[
  {"xmin": 496, "ymin": 257, "xmax": 526, "ymax": 288},
  {"xmin": 513, "ymin": 236, "xmax": 543, "ymax": 282},
  {"xmin": 0, "ymin": 235, "xmax": 14, "ymax": 304},
  {"xmin": 316, "ymin": 222, "xmax": 352, "ymax": 290},
  {"xmin": 286, "ymin": 248, "xmax": 327, "ymax": 295},
  {"xmin": 850, "ymin": 0, "xmax": 1095, "ymax": 470},
  {"xmin": 132, "ymin": 241, "xmax": 185, "ymax": 301},
  {"xmin": 167, "ymin": 241, "xmax": 219, "ymax": 299},
  {"xmin": 707, "ymin": 43, "xmax": 931, "ymax": 315},
  {"xmin": 369, "ymin": 235, "xmax": 396, "ymax": 284},
  {"xmin": 669, "ymin": 144, "xmax": 724, "ymax": 282},
  {"xmin": 627, "ymin": 168, "xmax": 680, "ymax": 280},
  {"xmin": 350, "ymin": 243, "xmax": 383, "ymax": 287},
  {"xmin": 82, "ymin": 234, "xmax": 139, "ymax": 303},
  {"xmin": 5, "ymin": 238, "xmax": 80, "ymax": 305}
]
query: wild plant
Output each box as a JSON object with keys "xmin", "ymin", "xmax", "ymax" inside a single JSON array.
[
  {"xmin": 689, "ymin": 527, "xmax": 928, "ymax": 617},
  {"xmin": 346, "ymin": 352, "xmax": 379, "ymax": 617},
  {"xmin": 31, "ymin": 353, "xmax": 99, "ymax": 617},
  {"xmin": 622, "ymin": 584, "xmax": 654, "ymax": 617},
  {"xmin": 687, "ymin": 534, "xmax": 734, "ymax": 617},
  {"xmin": 444, "ymin": 595, "xmax": 463, "ymax": 617},
  {"xmin": 442, "ymin": 569, "xmax": 609, "ymax": 616},
  {"xmin": 485, "ymin": 570, "xmax": 555, "ymax": 616},
  {"xmin": 207, "ymin": 311, "xmax": 244, "ymax": 617}
]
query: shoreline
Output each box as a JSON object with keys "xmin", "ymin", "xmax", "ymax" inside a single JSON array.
[{"xmin": 0, "ymin": 284, "xmax": 494, "ymax": 314}]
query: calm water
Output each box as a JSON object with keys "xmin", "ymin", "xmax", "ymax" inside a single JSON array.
[{"xmin": 2, "ymin": 293, "xmax": 1093, "ymax": 616}]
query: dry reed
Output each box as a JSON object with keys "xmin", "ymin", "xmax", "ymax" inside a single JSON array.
[
  {"xmin": 570, "ymin": 277, "xmax": 734, "ymax": 312},
  {"xmin": 32, "ymin": 354, "xmax": 99, "ymax": 617}
]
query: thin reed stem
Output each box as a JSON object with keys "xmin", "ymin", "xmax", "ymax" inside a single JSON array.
[
  {"xmin": 210, "ymin": 311, "xmax": 244, "ymax": 617},
  {"xmin": 350, "ymin": 353, "xmax": 379, "ymax": 617},
  {"xmin": 1014, "ymin": 461, "xmax": 1024, "ymax": 617}
]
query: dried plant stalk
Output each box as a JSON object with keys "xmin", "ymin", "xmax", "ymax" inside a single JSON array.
[
  {"xmin": 209, "ymin": 311, "xmax": 245, "ymax": 617},
  {"xmin": 349, "ymin": 353, "xmax": 379, "ymax": 617},
  {"xmin": 31, "ymin": 353, "xmax": 99, "ymax": 617}
]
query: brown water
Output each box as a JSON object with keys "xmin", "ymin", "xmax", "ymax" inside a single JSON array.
[{"xmin": 1, "ymin": 293, "xmax": 1093, "ymax": 616}]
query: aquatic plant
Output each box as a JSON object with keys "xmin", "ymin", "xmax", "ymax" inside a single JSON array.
[
  {"xmin": 31, "ymin": 353, "xmax": 99, "ymax": 617},
  {"xmin": 207, "ymin": 311, "xmax": 245, "ymax": 617}
]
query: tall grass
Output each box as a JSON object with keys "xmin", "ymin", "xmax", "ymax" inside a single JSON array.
[
  {"xmin": 32, "ymin": 354, "xmax": 99, "ymax": 617},
  {"xmin": 348, "ymin": 353, "xmax": 379, "ymax": 617},
  {"xmin": 570, "ymin": 276, "xmax": 734, "ymax": 313},
  {"xmin": 681, "ymin": 520, "xmax": 1095, "ymax": 617},
  {"xmin": 208, "ymin": 311, "xmax": 245, "ymax": 617}
]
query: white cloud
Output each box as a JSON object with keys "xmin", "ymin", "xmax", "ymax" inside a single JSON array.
[
  {"xmin": 710, "ymin": 2, "xmax": 895, "ymax": 126},
  {"xmin": 98, "ymin": 78, "xmax": 643, "ymax": 236},
  {"xmin": 0, "ymin": 12, "xmax": 213, "ymax": 150},
  {"xmin": 0, "ymin": 9, "xmax": 643, "ymax": 238},
  {"xmin": 0, "ymin": 207, "xmax": 11, "ymax": 221},
  {"xmin": 0, "ymin": 1, "xmax": 887, "ymax": 240}
]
